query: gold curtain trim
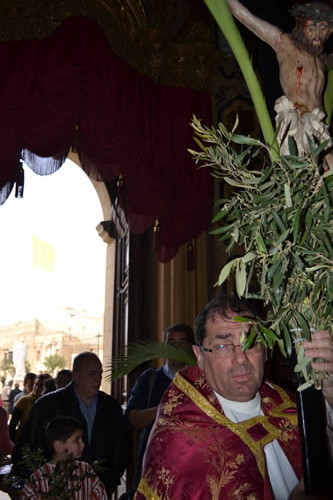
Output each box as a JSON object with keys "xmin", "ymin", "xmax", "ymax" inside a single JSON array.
[{"xmin": 0, "ymin": 0, "xmax": 224, "ymax": 91}]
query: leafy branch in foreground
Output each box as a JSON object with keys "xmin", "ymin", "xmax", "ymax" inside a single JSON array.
[
  {"xmin": 107, "ymin": 340, "xmax": 196, "ymax": 380},
  {"xmin": 4, "ymin": 447, "xmax": 107, "ymax": 499},
  {"xmin": 189, "ymin": 116, "xmax": 333, "ymax": 390}
]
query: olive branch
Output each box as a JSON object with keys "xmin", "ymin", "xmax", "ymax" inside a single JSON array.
[{"xmin": 189, "ymin": 116, "xmax": 333, "ymax": 390}]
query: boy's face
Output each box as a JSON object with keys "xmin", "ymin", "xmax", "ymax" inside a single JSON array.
[{"xmin": 63, "ymin": 429, "xmax": 85, "ymax": 459}]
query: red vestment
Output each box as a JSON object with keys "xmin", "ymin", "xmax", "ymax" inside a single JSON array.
[{"xmin": 136, "ymin": 366, "xmax": 302, "ymax": 500}]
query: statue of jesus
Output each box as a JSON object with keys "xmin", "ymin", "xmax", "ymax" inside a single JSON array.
[{"xmin": 227, "ymin": 1, "xmax": 333, "ymax": 166}]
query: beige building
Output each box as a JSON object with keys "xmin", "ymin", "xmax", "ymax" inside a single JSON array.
[{"xmin": 0, "ymin": 307, "xmax": 104, "ymax": 380}]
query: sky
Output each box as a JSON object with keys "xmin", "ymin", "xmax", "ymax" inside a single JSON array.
[{"xmin": 0, "ymin": 159, "xmax": 107, "ymax": 325}]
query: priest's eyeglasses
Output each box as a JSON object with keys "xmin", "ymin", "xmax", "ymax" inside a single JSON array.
[{"xmin": 201, "ymin": 342, "xmax": 261, "ymax": 358}]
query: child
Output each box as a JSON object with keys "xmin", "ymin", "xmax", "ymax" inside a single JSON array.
[{"xmin": 20, "ymin": 415, "xmax": 108, "ymax": 499}]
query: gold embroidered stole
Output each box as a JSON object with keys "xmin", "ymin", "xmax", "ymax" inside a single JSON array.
[{"xmin": 173, "ymin": 371, "xmax": 298, "ymax": 478}]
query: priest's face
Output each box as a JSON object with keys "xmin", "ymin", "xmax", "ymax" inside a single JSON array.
[{"xmin": 193, "ymin": 310, "xmax": 266, "ymax": 402}]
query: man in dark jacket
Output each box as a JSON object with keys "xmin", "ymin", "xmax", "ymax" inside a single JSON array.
[{"xmin": 13, "ymin": 351, "xmax": 128, "ymax": 497}]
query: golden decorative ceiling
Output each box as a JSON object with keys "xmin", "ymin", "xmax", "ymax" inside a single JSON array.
[{"xmin": 0, "ymin": 0, "xmax": 224, "ymax": 91}]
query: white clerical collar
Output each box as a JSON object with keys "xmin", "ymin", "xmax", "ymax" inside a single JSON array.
[{"xmin": 214, "ymin": 391, "xmax": 261, "ymax": 416}]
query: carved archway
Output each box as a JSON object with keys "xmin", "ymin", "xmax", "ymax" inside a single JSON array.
[{"xmin": 68, "ymin": 151, "xmax": 115, "ymax": 393}]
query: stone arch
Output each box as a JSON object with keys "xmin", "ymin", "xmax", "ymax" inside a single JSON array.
[{"xmin": 68, "ymin": 151, "xmax": 115, "ymax": 392}]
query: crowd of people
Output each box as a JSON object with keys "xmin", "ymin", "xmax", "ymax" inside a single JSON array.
[
  {"xmin": 0, "ymin": 353, "xmax": 128, "ymax": 499},
  {"xmin": 0, "ymin": 0, "xmax": 333, "ymax": 498},
  {"xmin": 0, "ymin": 293, "xmax": 331, "ymax": 499}
]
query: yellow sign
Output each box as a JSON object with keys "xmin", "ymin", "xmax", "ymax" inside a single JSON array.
[{"xmin": 32, "ymin": 236, "xmax": 55, "ymax": 272}]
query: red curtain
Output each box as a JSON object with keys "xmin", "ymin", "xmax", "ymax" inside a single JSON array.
[{"xmin": 0, "ymin": 16, "xmax": 213, "ymax": 261}]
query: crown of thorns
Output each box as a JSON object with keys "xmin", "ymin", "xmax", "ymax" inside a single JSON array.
[{"xmin": 291, "ymin": 3, "xmax": 333, "ymax": 25}]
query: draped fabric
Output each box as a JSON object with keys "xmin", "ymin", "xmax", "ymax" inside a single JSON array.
[
  {"xmin": 137, "ymin": 366, "xmax": 302, "ymax": 500},
  {"xmin": 0, "ymin": 16, "xmax": 213, "ymax": 261}
]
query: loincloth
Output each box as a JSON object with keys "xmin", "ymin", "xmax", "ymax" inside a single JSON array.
[{"xmin": 274, "ymin": 95, "xmax": 332, "ymax": 156}]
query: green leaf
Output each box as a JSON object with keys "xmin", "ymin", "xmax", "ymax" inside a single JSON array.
[
  {"xmin": 256, "ymin": 231, "xmax": 267, "ymax": 253},
  {"xmin": 217, "ymin": 259, "xmax": 237, "ymax": 286},
  {"xmin": 209, "ymin": 223, "xmax": 235, "ymax": 235},
  {"xmin": 192, "ymin": 137, "xmax": 207, "ymax": 152},
  {"xmin": 313, "ymin": 138, "xmax": 331, "ymax": 156},
  {"xmin": 271, "ymin": 210, "xmax": 287, "ymax": 233},
  {"xmin": 241, "ymin": 326, "xmax": 258, "ymax": 350},
  {"xmin": 243, "ymin": 251, "xmax": 256, "ymax": 263},
  {"xmin": 224, "ymin": 177, "xmax": 255, "ymax": 188},
  {"xmin": 296, "ymin": 315, "xmax": 311, "ymax": 339},
  {"xmin": 282, "ymin": 324, "xmax": 292, "ymax": 357},
  {"xmin": 275, "ymin": 228, "xmax": 290, "ymax": 245},
  {"xmin": 234, "ymin": 146, "xmax": 253, "ymax": 164},
  {"xmin": 305, "ymin": 209, "xmax": 313, "ymax": 230},
  {"xmin": 305, "ymin": 265, "xmax": 327, "ymax": 272},
  {"xmin": 292, "ymin": 205, "xmax": 303, "ymax": 241},
  {"xmin": 287, "ymin": 136, "xmax": 298, "ymax": 156},
  {"xmin": 231, "ymin": 134, "xmax": 264, "ymax": 146},
  {"xmin": 304, "ymin": 134, "xmax": 317, "ymax": 157},
  {"xmin": 232, "ymin": 315, "xmax": 256, "ymax": 323},
  {"xmin": 258, "ymin": 323, "xmax": 279, "ymax": 340},
  {"xmin": 211, "ymin": 206, "xmax": 230, "ymax": 222},
  {"xmin": 236, "ymin": 260, "xmax": 246, "ymax": 297},
  {"xmin": 108, "ymin": 340, "xmax": 197, "ymax": 380},
  {"xmin": 321, "ymin": 180, "xmax": 331, "ymax": 210},
  {"xmin": 284, "ymin": 184, "xmax": 292, "ymax": 207},
  {"xmin": 267, "ymin": 260, "xmax": 281, "ymax": 280},
  {"xmin": 281, "ymin": 157, "xmax": 310, "ymax": 168},
  {"xmin": 277, "ymin": 338, "xmax": 287, "ymax": 358}
]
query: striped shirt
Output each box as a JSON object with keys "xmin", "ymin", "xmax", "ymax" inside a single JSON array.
[{"xmin": 20, "ymin": 460, "xmax": 108, "ymax": 499}]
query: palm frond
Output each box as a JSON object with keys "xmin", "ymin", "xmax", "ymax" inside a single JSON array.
[
  {"xmin": 324, "ymin": 69, "xmax": 333, "ymax": 125},
  {"xmin": 106, "ymin": 340, "xmax": 197, "ymax": 380},
  {"xmin": 204, "ymin": 0, "xmax": 275, "ymax": 149}
]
